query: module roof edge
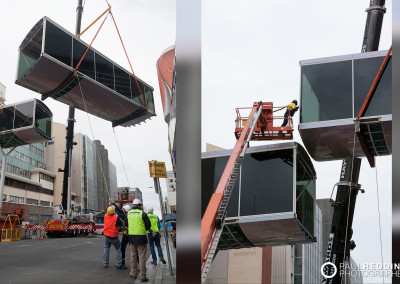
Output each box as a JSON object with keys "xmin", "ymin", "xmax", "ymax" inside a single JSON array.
[
  {"xmin": 37, "ymin": 16, "xmax": 154, "ymax": 91},
  {"xmin": 299, "ymin": 49, "xmax": 390, "ymax": 66},
  {"xmin": 202, "ymin": 142, "xmax": 297, "ymax": 158}
]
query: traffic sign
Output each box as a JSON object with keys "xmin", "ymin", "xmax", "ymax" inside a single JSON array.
[{"xmin": 148, "ymin": 161, "xmax": 167, "ymax": 178}]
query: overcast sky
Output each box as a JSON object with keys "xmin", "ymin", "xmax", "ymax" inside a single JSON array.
[
  {"xmin": 202, "ymin": 0, "xmax": 392, "ymax": 282},
  {"xmin": 0, "ymin": 0, "xmax": 175, "ymax": 218}
]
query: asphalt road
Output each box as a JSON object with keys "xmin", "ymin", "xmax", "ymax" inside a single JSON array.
[{"xmin": 0, "ymin": 234, "xmax": 150, "ymax": 284}]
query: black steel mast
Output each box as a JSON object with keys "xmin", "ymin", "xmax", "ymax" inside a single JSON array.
[
  {"xmin": 323, "ymin": 1, "xmax": 386, "ymax": 282},
  {"xmin": 361, "ymin": 0, "xmax": 386, "ymax": 52},
  {"xmin": 61, "ymin": 0, "xmax": 83, "ymax": 215}
]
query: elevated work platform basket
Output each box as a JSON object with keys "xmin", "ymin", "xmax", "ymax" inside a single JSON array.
[
  {"xmin": 202, "ymin": 142, "xmax": 317, "ymax": 251},
  {"xmin": 235, "ymin": 102, "xmax": 293, "ymax": 141},
  {"xmin": 0, "ymin": 99, "xmax": 52, "ymax": 148},
  {"xmin": 299, "ymin": 50, "xmax": 391, "ymax": 161},
  {"xmin": 15, "ymin": 17, "xmax": 155, "ymax": 127}
]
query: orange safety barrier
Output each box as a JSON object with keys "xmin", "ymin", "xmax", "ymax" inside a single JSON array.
[{"xmin": 1, "ymin": 215, "xmax": 22, "ymax": 242}]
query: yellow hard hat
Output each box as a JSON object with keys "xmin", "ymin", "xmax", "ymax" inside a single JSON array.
[{"xmin": 107, "ymin": 206, "xmax": 115, "ymax": 215}]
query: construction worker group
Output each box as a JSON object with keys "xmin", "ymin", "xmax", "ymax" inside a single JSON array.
[{"xmin": 103, "ymin": 198, "xmax": 166, "ymax": 282}]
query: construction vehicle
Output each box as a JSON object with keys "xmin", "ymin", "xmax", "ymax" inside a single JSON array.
[
  {"xmin": 201, "ymin": 101, "xmax": 295, "ymax": 282},
  {"xmin": 322, "ymin": 1, "xmax": 390, "ymax": 283}
]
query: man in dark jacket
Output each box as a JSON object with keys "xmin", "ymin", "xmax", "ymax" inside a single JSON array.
[
  {"xmin": 126, "ymin": 199, "xmax": 151, "ymax": 281},
  {"xmin": 111, "ymin": 201, "xmax": 132, "ymax": 268}
]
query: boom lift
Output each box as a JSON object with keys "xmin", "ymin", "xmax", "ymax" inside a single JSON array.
[{"xmin": 201, "ymin": 101, "xmax": 295, "ymax": 283}]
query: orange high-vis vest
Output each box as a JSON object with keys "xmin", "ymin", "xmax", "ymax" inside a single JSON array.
[{"xmin": 104, "ymin": 214, "xmax": 119, "ymax": 238}]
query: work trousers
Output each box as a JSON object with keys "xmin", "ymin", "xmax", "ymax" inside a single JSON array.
[
  {"xmin": 121, "ymin": 235, "xmax": 129, "ymax": 262},
  {"xmin": 103, "ymin": 236, "xmax": 122, "ymax": 266},
  {"xmin": 148, "ymin": 233, "xmax": 164, "ymax": 262},
  {"xmin": 130, "ymin": 243, "xmax": 147, "ymax": 278}
]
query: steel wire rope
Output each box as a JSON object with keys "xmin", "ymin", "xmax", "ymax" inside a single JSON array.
[
  {"xmin": 75, "ymin": 73, "xmax": 111, "ymax": 201},
  {"xmin": 109, "ymin": 11, "xmax": 147, "ymax": 109},
  {"xmin": 375, "ymin": 165, "xmax": 385, "ymax": 283},
  {"xmin": 341, "ymin": 131, "xmax": 357, "ymax": 284},
  {"xmin": 112, "ymin": 127, "xmax": 130, "ymax": 189}
]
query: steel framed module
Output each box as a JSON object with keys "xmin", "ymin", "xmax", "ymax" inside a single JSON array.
[
  {"xmin": 0, "ymin": 99, "xmax": 52, "ymax": 148},
  {"xmin": 15, "ymin": 17, "xmax": 155, "ymax": 127},
  {"xmin": 202, "ymin": 142, "xmax": 317, "ymax": 250}
]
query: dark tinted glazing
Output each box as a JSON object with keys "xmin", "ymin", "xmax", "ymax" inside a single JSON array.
[
  {"xmin": 95, "ymin": 54, "xmax": 114, "ymax": 90},
  {"xmin": 201, "ymin": 155, "xmax": 239, "ymax": 218},
  {"xmin": 354, "ymin": 56, "xmax": 392, "ymax": 117},
  {"xmin": 240, "ymin": 149, "xmax": 293, "ymax": 216},
  {"xmin": 73, "ymin": 39, "xmax": 95, "ymax": 80},
  {"xmin": 114, "ymin": 66, "xmax": 131, "ymax": 99},
  {"xmin": 301, "ymin": 61, "xmax": 352, "ymax": 122},
  {"xmin": 44, "ymin": 21, "xmax": 72, "ymax": 67}
]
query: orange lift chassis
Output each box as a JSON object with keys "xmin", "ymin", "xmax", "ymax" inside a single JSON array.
[{"xmin": 201, "ymin": 102, "xmax": 294, "ymax": 282}]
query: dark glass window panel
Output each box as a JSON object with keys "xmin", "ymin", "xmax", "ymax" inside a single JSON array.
[
  {"xmin": 354, "ymin": 56, "xmax": 392, "ymax": 117},
  {"xmin": 14, "ymin": 101, "xmax": 35, "ymax": 128},
  {"xmin": 0, "ymin": 107, "xmax": 15, "ymax": 132},
  {"xmin": 73, "ymin": 39, "xmax": 95, "ymax": 80},
  {"xmin": 44, "ymin": 21, "xmax": 72, "ymax": 67},
  {"xmin": 201, "ymin": 156, "xmax": 239, "ymax": 218},
  {"xmin": 95, "ymin": 54, "xmax": 114, "ymax": 90},
  {"xmin": 296, "ymin": 147, "xmax": 315, "ymax": 234},
  {"xmin": 18, "ymin": 25, "xmax": 43, "ymax": 79},
  {"xmin": 34, "ymin": 102, "xmax": 52, "ymax": 137},
  {"xmin": 114, "ymin": 66, "xmax": 131, "ymax": 99},
  {"xmin": 300, "ymin": 61, "xmax": 352, "ymax": 123},
  {"xmin": 130, "ymin": 76, "xmax": 145, "ymax": 107},
  {"xmin": 240, "ymin": 149, "xmax": 293, "ymax": 216},
  {"xmin": 144, "ymin": 86, "xmax": 155, "ymax": 112}
]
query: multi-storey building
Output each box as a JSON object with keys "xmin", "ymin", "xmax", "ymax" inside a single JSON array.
[
  {"xmin": 165, "ymin": 170, "xmax": 176, "ymax": 212},
  {"xmin": 45, "ymin": 122, "xmax": 118, "ymax": 214}
]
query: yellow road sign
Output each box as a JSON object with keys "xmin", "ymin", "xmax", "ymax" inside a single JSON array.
[{"xmin": 148, "ymin": 161, "xmax": 167, "ymax": 178}]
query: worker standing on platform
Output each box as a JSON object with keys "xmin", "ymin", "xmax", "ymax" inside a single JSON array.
[
  {"xmin": 123, "ymin": 187, "xmax": 129, "ymax": 200},
  {"xmin": 111, "ymin": 200, "xmax": 132, "ymax": 268},
  {"xmin": 281, "ymin": 100, "xmax": 299, "ymax": 127},
  {"xmin": 103, "ymin": 206, "xmax": 125, "ymax": 269},
  {"xmin": 127, "ymin": 199, "xmax": 151, "ymax": 281},
  {"xmin": 147, "ymin": 207, "xmax": 167, "ymax": 265}
]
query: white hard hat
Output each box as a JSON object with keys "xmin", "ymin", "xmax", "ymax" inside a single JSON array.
[
  {"xmin": 133, "ymin": 199, "xmax": 142, "ymax": 205},
  {"xmin": 148, "ymin": 207, "xmax": 154, "ymax": 213},
  {"xmin": 123, "ymin": 204, "xmax": 132, "ymax": 212}
]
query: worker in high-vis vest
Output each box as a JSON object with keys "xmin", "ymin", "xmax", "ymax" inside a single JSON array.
[
  {"xmin": 281, "ymin": 99, "xmax": 299, "ymax": 127},
  {"xmin": 103, "ymin": 206, "xmax": 125, "ymax": 269},
  {"xmin": 111, "ymin": 201, "xmax": 132, "ymax": 268},
  {"xmin": 147, "ymin": 207, "xmax": 167, "ymax": 265},
  {"xmin": 126, "ymin": 199, "xmax": 151, "ymax": 281}
]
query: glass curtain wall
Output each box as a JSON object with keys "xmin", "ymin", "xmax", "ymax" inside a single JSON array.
[
  {"xmin": 300, "ymin": 54, "xmax": 392, "ymax": 123},
  {"xmin": 41, "ymin": 20, "xmax": 154, "ymax": 112}
]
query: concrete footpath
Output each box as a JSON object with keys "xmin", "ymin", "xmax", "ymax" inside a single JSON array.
[
  {"xmin": 143, "ymin": 233, "xmax": 176, "ymax": 284},
  {"xmin": 0, "ymin": 232, "xmax": 176, "ymax": 284}
]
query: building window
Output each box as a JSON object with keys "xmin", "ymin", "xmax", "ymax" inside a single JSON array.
[
  {"xmin": 169, "ymin": 185, "xmax": 174, "ymax": 189},
  {"xmin": 169, "ymin": 179, "xmax": 173, "ymax": 183},
  {"xmin": 2, "ymin": 194, "xmax": 6, "ymax": 202},
  {"xmin": 29, "ymin": 214, "xmax": 39, "ymax": 224},
  {"xmin": 40, "ymin": 173, "xmax": 54, "ymax": 183},
  {"xmin": 40, "ymin": 201, "xmax": 50, "ymax": 207},
  {"xmin": 9, "ymin": 195, "xmax": 24, "ymax": 204},
  {"xmin": 26, "ymin": 198, "xmax": 39, "ymax": 205}
]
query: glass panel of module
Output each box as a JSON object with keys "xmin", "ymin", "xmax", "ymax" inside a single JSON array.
[
  {"xmin": 16, "ymin": 17, "xmax": 155, "ymax": 127},
  {"xmin": 202, "ymin": 142, "xmax": 316, "ymax": 247},
  {"xmin": 0, "ymin": 99, "xmax": 52, "ymax": 148},
  {"xmin": 300, "ymin": 50, "xmax": 392, "ymax": 123}
]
